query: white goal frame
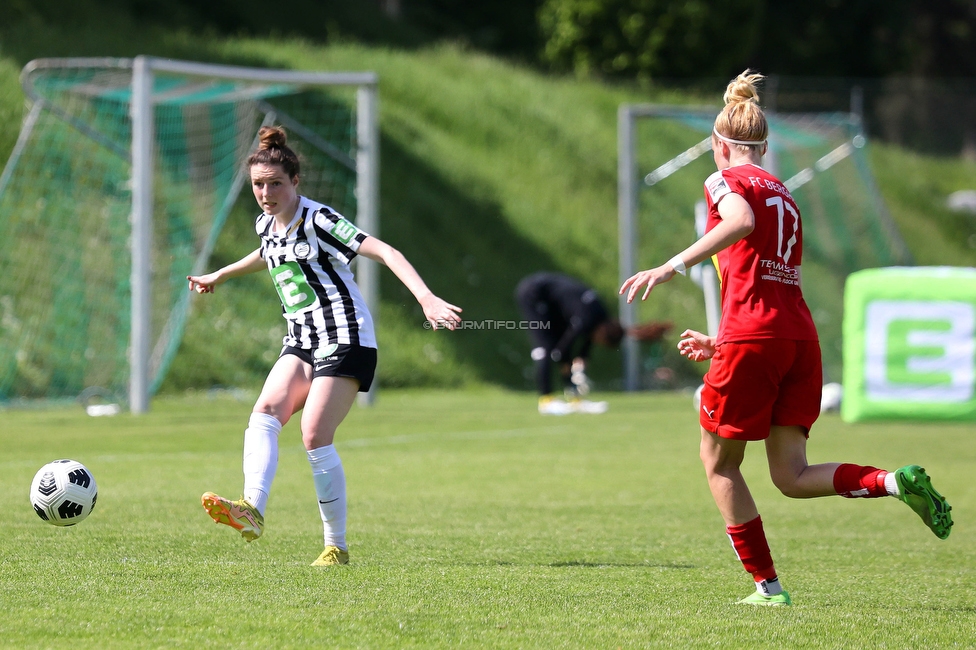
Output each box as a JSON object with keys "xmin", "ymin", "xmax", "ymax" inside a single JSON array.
[{"xmin": 17, "ymin": 56, "xmax": 380, "ymax": 413}]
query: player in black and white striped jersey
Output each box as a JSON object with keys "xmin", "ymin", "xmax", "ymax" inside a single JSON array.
[
  {"xmin": 257, "ymin": 199, "xmax": 377, "ymax": 351},
  {"xmin": 188, "ymin": 126, "xmax": 462, "ymax": 567}
]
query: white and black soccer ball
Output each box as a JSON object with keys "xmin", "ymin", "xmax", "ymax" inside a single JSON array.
[{"xmin": 29, "ymin": 460, "xmax": 98, "ymax": 526}]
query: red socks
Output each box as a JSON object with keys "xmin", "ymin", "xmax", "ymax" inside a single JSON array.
[
  {"xmin": 727, "ymin": 515, "xmax": 777, "ymax": 582},
  {"xmin": 725, "ymin": 468, "xmax": 890, "ymax": 585},
  {"xmin": 833, "ymin": 464, "xmax": 888, "ymax": 498}
]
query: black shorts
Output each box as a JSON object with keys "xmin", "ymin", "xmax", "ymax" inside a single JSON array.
[{"xmin": 280, "ymin": 344, "xmax": 377, "ymax": 392}]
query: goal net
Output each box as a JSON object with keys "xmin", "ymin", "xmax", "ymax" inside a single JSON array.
[
  {"xmin": 618, "ymin": 106, "xmax": 912, "ymax": 388},
  {"xmin": 0, "ymin": 57, "xmax": 378, "ymax": 410}
]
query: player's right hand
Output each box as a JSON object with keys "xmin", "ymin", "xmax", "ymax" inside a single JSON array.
[
  {"xmin": 187, "ymin": 274, "xmax": 218, "ymax": 294},
  {"xmin": 619, "ymin": 264, "xmax": 676, "ymax": 303}
]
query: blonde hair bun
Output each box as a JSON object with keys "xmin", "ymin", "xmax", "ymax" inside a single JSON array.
[
  {"xmin": 714, "ymin": 69, "xmax": 768, "ymax": 147},
  {"xmin": 723, "ymin": 70, "xmax": 765, "ymax": 106}
]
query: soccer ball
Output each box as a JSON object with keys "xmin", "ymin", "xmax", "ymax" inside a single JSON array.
[
  {"xmin": 820, "ymin": 382, "xmax": 843, "ymax": 412},
  {"xmin": 693, "ymin": 383, "xmax": 705, "ymax": 412},
  {"xmin": 29, "ymin": 460, "xmax": 98, "ymax": 526}
]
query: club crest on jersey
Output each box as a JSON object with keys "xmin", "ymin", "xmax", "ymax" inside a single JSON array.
[
  {"xmin": 293, "ymin": 241, "xmax": 312, "ymax": 260},
  {"xmin": 314, "ymin": 343, "xmax": 339, "ymax": 360}
]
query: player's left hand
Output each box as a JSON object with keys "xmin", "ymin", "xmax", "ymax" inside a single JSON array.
[
  {"xmin": 677, "ymin": 329, "xmax": 716, "ymax": 362},
  {"xmin": 619, "ymin": 265, "xmax": 676, "ymax": 303},
  {"xmin": 421, "ymin": 295, "xmax": 463, "ymax": 330}
]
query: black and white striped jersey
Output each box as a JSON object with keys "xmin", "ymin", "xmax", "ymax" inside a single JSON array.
[{"xmin": 256, "ymin": 196, "xmax": 377, "ymax": 350}]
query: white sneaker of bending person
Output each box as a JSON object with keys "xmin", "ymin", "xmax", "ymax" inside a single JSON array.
[
  {"xmin": 575, "ymin": 399, "xmax": 608, "ymax": 414},
  {"xmin": 538, "ymin": 396, "xmax": 576, "ymax": 415}
]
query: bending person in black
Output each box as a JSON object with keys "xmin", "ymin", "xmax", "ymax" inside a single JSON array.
[{"xmin": 516, "ymin": 272, "xmax": 624, "ymax": 414}]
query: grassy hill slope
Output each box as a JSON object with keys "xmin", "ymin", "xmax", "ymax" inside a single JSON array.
[{"xmin": 1, "ymin": 20, "xmax": 974, "ymax": 394}]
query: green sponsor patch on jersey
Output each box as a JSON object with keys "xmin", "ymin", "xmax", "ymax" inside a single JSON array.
[
  {"xmin": 270, "ymin": 261, "xmax": 316, "ymax": 313},
  {"xmin": 331, "ymin": 218, "xmax": 358, "ymax": 245}
]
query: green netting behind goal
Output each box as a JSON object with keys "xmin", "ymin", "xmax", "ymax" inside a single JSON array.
[{"xmin": 0, "ymin": 59, "xmax": 360, "ymax": 403}]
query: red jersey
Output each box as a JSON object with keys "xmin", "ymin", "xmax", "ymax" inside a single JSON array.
[{"xmin": 703, "ymin": 163, "xmax": 818, "ymax": 343}]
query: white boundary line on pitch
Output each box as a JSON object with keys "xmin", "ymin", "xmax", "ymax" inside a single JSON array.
[{"xmin": 0, "ymin": 426, "xmax": 577, "ymax": 469}]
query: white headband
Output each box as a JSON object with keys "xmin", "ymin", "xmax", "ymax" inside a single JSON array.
[{"xmin": 713, "ymin": 129, "xmax": 766, "ymax": 147}]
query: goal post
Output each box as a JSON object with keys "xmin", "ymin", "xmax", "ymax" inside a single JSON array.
[
  {"xmin": 127, "ymin": 57, "xmax": 379, "ymax": 413},
  {"xmin": 0, "ymin": 56, "xmax": 379, "ymax": 412},
  {"xmin": 618, "ymin": 104, "xmax": 912, "ymax": 390}
]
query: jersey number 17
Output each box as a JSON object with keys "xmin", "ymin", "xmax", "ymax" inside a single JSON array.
[{"xmin": 765, "ymin": 196, "xmax": 799, "ymax": 264}]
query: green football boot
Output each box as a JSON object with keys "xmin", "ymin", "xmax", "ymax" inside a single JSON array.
[
  {"xmin": 738, "ymin": 591, "xmax": 792, "ymax": 606},
  {"xmin": 894, "ymin": 465, "xmax": 953, "ymax": 540}
]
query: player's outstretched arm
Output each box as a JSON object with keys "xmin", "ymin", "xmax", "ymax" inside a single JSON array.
[
  {"xmin": 619, "ymin": 263, "xmax": 679, "ymax": 304},
  {"xmin": 677, "ymin": 329, "xmax": 717, "ymax": 362},
  {"xmin": 620, "ymin": 193, "xmax": 756, "ymax": 303},
  {"xmin": 187, "ymin": 248, "xmax": 265, "ymax": 294},
  {"xmin": 358, "ymin": 237, "xmax": 462, "ymax": 330}
]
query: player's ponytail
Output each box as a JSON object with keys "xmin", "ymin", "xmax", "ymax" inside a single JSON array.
[
  {"xmin": 713, "ymin": 70, "xmax": 768, "ymax": 149},
  {"xmin": 258, "ymin": 125, "xmax": 288, "ymax": 151},
  {"xmin": 247, "ymin": 125, "xmax": 301, "ymax": 179}
]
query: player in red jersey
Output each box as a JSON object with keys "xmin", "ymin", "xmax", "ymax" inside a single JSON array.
[{"xmin": 620, "ymin": 70, "xmax": 953, "ymax": 606}]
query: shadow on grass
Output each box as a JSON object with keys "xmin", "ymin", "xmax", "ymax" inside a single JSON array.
[{"xmin": 376, "ymin": 134, "xmax": 564, "ymax": 387}]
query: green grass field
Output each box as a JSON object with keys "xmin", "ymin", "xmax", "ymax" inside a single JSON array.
[{"xmin": 2, "ymin": 390, "xmax": 973, "ymax": 648}]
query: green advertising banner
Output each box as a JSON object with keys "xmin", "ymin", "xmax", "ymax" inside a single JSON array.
[{"xmin": 842, "ymin": 266, "xmax": 976, "ymax": 422}]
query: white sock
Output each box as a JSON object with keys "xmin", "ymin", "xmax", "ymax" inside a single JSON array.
[
  {"xmin": 308, "ymin": 445, "xmax": 347, "ymax": 550},
  {"xmin": 757, "ymin": 577, "xmax": 783, "ymax": 597},
  {"xmin": 884, "ymin": 471, "xmax": 900, "ymax": 497},
  {"xmin": 242, "ymin": 412, "xmax": 282, "ymax": 516}
]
